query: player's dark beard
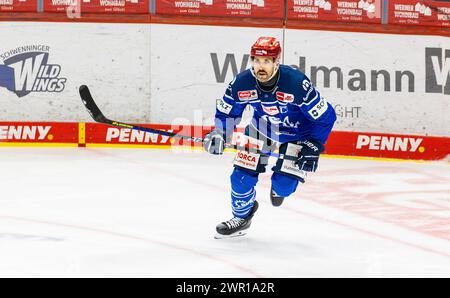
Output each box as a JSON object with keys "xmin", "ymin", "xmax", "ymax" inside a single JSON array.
[{"xmin": 257, "ymin": 69, "xmax": 280, "ymax": 92}]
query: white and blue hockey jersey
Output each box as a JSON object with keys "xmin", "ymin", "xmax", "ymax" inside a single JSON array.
[{"xmin": 215, "ymin": 65, "xmax": 337, "ymax": 145}]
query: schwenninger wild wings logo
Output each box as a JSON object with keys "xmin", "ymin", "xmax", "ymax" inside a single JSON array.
[{"xmin": 0, "ymin": 45, "xmax": 66, "ymax": 98}]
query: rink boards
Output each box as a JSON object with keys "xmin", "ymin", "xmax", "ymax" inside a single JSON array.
[
  {"xmin": 0, "ymin": 122, "xmax": 448, "ymax": 161},
  {"xmin": 0, "ymin": 21, "xmax": 448, "ymax": 161}
]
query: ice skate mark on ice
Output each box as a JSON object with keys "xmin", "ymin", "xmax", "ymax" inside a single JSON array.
[
  {"xmin": 0, "ymin": 215, "xmax": 263, "ymax": 277},
  {"xmin": 316, "ymin": 165, "xmax": 450, "ymax": 181},
  {"xmin": 0, "ymin": 233, "xmax": 64, "ymax": 242},
  {"xmin": 264, "ymin": 184, "xmax": 450, "ymax": 259},
  {"xmin": 300, "ymin": 168, "xmax": 450, "ymax": 241},
  {"xmin": 256, "ymin": 175, "xmax": 450, "ymax": 258},
  {"xmin": 84, "ymin": 149, "xmax": 450, "ymax": 259},
  {"xmin": 86, "ymin": 148, "xmax": 227, "ymax": 193}
]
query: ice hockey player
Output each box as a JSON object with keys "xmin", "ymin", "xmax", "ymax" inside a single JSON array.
[{"xmin": 204, "ymin": 37, "xmax": 337, "ymax": 239}]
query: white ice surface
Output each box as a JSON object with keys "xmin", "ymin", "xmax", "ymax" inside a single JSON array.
[{"xmin": 0, "ymin": 148, "xmax": 449, "ymax": 277}]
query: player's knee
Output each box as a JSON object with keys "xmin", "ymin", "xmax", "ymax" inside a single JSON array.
[
  {"xmin": 230, "ymin": 168, "xmax": 258, "ymax": 193},
  {"xmin": 271, "ymin": 173, "xmax": 299, "ymax": 197}
]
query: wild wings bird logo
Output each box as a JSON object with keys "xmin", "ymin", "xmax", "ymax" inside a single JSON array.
[{"xmin": 0, "ymin": 45, "xmax": 67, "ymax": 98}]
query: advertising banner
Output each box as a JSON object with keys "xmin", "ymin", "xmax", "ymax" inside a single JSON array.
[
  {"xmin": 0, "ymin": 22, "xmax": 151, "ymax": 122},
  {"xmin": 326, "ymin": 131, "xmax": 450, "ymax": 160},
  {"xmin": 2, "ymin": 121, "xmax": 448, "ymax": 160},
  {"xmin": 85, "ymin": 124, "xmax": 450, "ymax": 160},
  {"xmin": 85, "ymin": 123, "xmax": 208, "ymax": 147},
  {"xmin": 43, "ymin": 0, "xmax": 149, "ymax": 14},
  {"xmin": 155, "ymin": 0, "xmax": 284, "ymax": 18},
  {"xmin": 0, "ymin": 0, "xmax": 37, "ymax": 12},
  {"xmin": 287, "ymin": 0, "xmax": 382, "ymax": 24},
  {"xmin": 283, "ymin": 29, "xmax": 449, "ymax": 137},
  {"xmin": 0, "ymin": 122, "xmax": 78, "ymax": 145},
  {"xmin": 389, "ymin": 0, "xmax": 450, "ymax": 27},
  {"xmin": 148, "ymin": 24, "xmax": 449, "ymax": 137}
]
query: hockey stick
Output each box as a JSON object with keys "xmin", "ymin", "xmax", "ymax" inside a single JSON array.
[
  {"xmin": 79, "ymin": 85, "xmax": 297, "ymax": 161},
  {"xmin": 79, "ymin": 85, "xmax": 204, "ymax": 143}
]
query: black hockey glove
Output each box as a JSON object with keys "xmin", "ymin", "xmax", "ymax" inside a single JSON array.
[
  {"xmin": 204, "ymin": 130, "xmax": 226, "ymax": 155},
  {"xmin": 295, "ymin": 140, "xmax": 325, "ymax": 172}
]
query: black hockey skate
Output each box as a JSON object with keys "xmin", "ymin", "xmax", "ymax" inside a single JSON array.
[
  {"xmin": 215, "ymin": 201, "xmax": 259, "ymax": 239},
  {"xmin": 270, "ymin": 187, "xmax": 285, "ymax": 207}
]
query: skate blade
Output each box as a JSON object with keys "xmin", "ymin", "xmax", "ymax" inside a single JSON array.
[
  {"xmin": 271, "ymin": 197, "xmax": 284, "ymax": 207},
  {"xmin": 214, "ymin": 230, "xmax": 248, "ymax": 239}
]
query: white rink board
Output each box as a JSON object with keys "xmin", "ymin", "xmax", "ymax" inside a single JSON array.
[
  {"xmin": 0, "ymin": 22, "xmax": 448, "ymax": 137},
  {"xmin": 0, "ymin": 22, "xmax": 151, "ymax": 123},
  {"xmin": 150, "ymin": 24, "xmax": 449, "ymax": 136},
  {"xmin": 149, "ymin": 23, "xmax": 283, "ymax": 127},
  {"xmin": 284, "ymin": 29, "xmax": 450, "ymax": 136}
]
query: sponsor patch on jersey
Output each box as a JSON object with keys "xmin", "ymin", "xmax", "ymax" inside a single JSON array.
[
  {"xmin": 302, "ymin": 79, "xmax": 311, "ymax": 91},
  {"xmin": 276, "ymin": 92, "xmax": 294, "ymax": 103},
  {"xmin": 217, "ymin": 98, "xmax": 232, "ymax": 115},
  {"xmin": 262, "ymin": 105, "xmax": 279, "ymax": 116},
  {"xmin": 308, "ymin": 96, "xmax": 328, "ymax": 120},
  {"xmin": 234, "ymin": 151, "xmax": 260, "ymax": 171},
  {"xmin": 238, "ymin": 90, "xmax": 258, "ymax": 101}
]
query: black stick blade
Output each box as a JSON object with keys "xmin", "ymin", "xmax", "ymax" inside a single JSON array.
[{"xmin": 79, "ymin": 85, "xmax": 108, "ymax": 123}]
